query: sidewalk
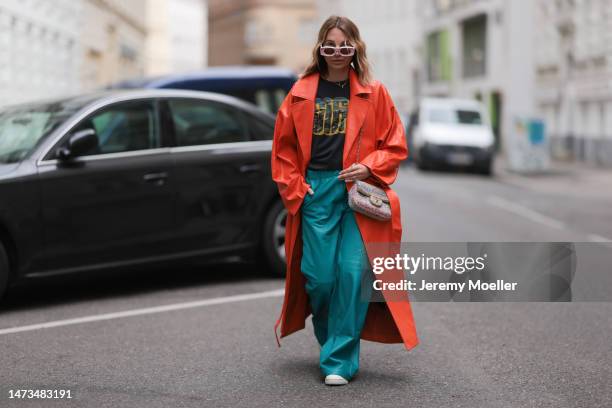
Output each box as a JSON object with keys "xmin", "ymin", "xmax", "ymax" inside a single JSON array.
[{"xmin": 493, "ymin": 155, "xmax": 612, "ymax": 201}]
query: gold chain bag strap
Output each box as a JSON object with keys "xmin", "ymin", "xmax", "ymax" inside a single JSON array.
[{"xmin": 347, "ymin": 126, "xmax": 392, "ymax": 221}]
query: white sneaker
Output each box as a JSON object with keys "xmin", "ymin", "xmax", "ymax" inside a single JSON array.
[{"xmin": 324, "ymin": 374, "xmax": 349, "ymax": 386}]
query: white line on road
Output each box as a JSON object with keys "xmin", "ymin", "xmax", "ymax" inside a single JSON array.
[
  {"xmin": 587, "ymin": 234, "xmax": 612, "ymax": 248},
  {"xmin": 0, "ymin": 288, "xmax": 285, "ymax": 336},
  {"xmin": 486, "ymin": 196, "xmax": 612, "ymax": 248},
  {"xmin": 486, "ymin": 196, "xmax": 566, "ymax": 230}
]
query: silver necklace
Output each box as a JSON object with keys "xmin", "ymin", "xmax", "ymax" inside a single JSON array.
[
  {"xmin": 333, "ymin": 79, "xmax": 348, "ymax": 88},
  {"xmin": 325, "ymin": 77, "xmax": 348, "ymax": 88}
]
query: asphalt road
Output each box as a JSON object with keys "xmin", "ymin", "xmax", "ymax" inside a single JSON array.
[{"xmin": 1, "ymin": 164, "xmax": 611, "ymax": 407}]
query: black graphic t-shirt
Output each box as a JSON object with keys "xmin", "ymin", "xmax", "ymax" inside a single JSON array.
[{"xmin": 308, "ymin": 77, "xmax": 350, "ymax": 170}]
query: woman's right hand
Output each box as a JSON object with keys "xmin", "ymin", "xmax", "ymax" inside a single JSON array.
[{"xmin": 307, "ymin": 187, "xmax": 314, "ymax": 195}]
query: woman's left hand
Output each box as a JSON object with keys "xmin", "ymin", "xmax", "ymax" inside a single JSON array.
[{"xmin": 338, "ymin": 163, "xmax": 371, "ymax": 182}]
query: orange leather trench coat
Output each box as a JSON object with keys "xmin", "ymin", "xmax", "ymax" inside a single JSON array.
[{"xmin": 271, "ymin": 66, "xmax": 418, "ymax": 350}]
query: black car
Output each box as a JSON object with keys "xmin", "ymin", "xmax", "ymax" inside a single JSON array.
[{"xmin": 0, "ymin": 89, "xmax": 287, "ymax": 300}]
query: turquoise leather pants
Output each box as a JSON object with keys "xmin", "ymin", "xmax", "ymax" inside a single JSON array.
[{"xmin": 300, "ymin": 168, "xmax": 371, "ymax": 380}]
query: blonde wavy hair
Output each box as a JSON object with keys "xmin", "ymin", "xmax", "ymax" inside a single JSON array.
[{"xmin": 301, "ymin": 15, "xmax": 373, "ymax": 86}]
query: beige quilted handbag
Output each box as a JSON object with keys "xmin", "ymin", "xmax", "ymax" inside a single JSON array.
[{"xmin": 347, "ymin": 126, "xmax": 392, "ymax": 221}]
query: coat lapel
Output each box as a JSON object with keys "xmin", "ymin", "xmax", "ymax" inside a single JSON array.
[
  {"xmin": 344, "ymin": 67, "xmax": 372, "ymax": 167},
  {"xmin": 289, "ymin": 66, "xmax": 372, "ymax": 172}
]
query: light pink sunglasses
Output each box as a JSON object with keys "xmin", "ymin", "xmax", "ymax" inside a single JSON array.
[{"xmin": 319, "ymin": 44, "xmax": 356, "ymax": 57}]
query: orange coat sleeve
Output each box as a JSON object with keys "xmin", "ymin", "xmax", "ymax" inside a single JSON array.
[
  {"xmin": 359, "ymin": 82, "xmax": 408, "ymax": 187},
  {"xmin": 271, "ymin": 93, "xmax": 310, "ymax": 216}
]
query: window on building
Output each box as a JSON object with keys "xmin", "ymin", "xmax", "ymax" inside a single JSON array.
[
  {"xmin": 426, "ymin": 30, "xmax": 451, "ymax": 82},
  {"xmin": 462, "ymin": 14, "xmax": 487, "ymax": 78}
]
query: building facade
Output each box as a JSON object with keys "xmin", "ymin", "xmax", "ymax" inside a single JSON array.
[
  {"xmin": 0, "ymin": 0, "xmax": 82, "ymax": 105},
  {"xmin": 145, "ymin": 0, "xmax": 208, "ymax": 76},
  {"xmin": 80, "ymin": 0, "xmax": 148, "ymax": 91},
  {"xmin": 418, "ymin": 0, "xmax": 538, "ymax": 156},
  {"xmin": 0, "ymin": 0, "xmax": 151, "ymax": 105},
  {"xmin": 418, "ymin": 0, "xmax": 612, "ymax": 166},
  {"xmin": 208, "ymin": 0, "xmax": 318, "ymax": 74},
  {"xmin": 535, "ymin": 0, "xmax": 612, "ymax": 166}
]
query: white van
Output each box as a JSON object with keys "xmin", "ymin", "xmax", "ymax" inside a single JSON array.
[{"xmin": 410, "ymin": 97, "xmax": 495, "ymax": 175}]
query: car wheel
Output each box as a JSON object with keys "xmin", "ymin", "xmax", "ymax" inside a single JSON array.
[
  {"xmin": 0, "ymin": 242, "xmax": 9, "ymax": 301},
  {"xmin": 476, "ymin": 159, "xmax": 493, "ymax": 176},
  {"xmin": 261, "ymin": 200, "xmax": 287, "ymax": 276}
]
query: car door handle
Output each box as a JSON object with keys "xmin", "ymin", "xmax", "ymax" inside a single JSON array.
[
  {"xmin": 143, "ymin": 172, "xmax": 168, "ymax": 185},
  {"xmin": 239, "ymin": 164, "xmax": 262, "ymax": 173}
]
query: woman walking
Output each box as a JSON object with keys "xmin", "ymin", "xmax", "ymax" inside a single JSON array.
[{"xmin": 271, "ymin": 15, "xmax": 418, "ymax": 386}]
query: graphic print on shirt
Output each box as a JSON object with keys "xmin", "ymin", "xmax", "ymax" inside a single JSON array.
[
  {"xmin": 308, "ymin": 78, "xmax": 350, "ymax": 170},
  {"xmin": 313, "ymin": 96, "xmax": 349, "ymax": 137}
]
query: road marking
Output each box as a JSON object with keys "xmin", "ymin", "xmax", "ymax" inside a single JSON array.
[
  {"xmin": 0, "ymin": 288, "xmax": 285, "ymax": 336},
  {"xmin": 486, "ymin": 196, "xmax": 566, "ymax": 230},
  {"xmin": 487, "ymin": 196, "xmax": 612, "ymax": 247},
  {"xmin": 587, "ymin": 234, "xmax": 612, "ymax": 248}
]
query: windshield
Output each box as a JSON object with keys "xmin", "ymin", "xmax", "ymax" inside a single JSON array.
[
  {"xmin": 0, "ymin": 101, "xmax": 81, "ymax": 163},
  {"xmin": 427, "ymin": 108, "xmax": 483, "ymax": 125}
]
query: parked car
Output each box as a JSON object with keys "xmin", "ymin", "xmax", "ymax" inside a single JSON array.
[
  {"xmin": 0, "ymin": 89, "xmax": 287, "ymax": 301},
  {"xmin": 107, "ymin": 65, "xmax": 297, "ymax": 115},
  {"xmin": 410, "ymin": 97, "xmax": 495, "ymax": 175}
]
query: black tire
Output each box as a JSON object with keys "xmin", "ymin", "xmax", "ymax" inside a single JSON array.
[
  {"xmin": 260, "ymin": 200, "xmax": 287, "ymax": 277},
  {"xmin": 0, "ymin": 242, "xmax": 9, "ymax": 302},
  {"xmin": 476, "ymin": 159, "xmax": 493, "ymax": 176}
]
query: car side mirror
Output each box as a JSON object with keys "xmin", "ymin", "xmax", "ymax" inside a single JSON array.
[{"xmin": 56, "ymin": 129, "xmax": 98, "ymax": 161}]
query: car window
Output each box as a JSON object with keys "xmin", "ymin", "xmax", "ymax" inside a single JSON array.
[
  {"xmin": 0, "ymin": 101, "xmax": 82, "ymax": 163},
  {"xmin": 252, "ymin": 88, "xmax": 288, "ymax": 114},
  {"xmin": 427, "ymin": 107, "xmax": 482, "ymax": 125},
  {"xmin": 456, "ymin": 109, "xmax": 482, "ymax": 124},
  {"xmin": 428, "ymin": 108, "xmax": 455, "ymax": 124},
  {"xmin": 254, "ymin": 90, "xmax": 273, "ymax": 114},
  {"xmin": 71, "ymin": 100, "xmax": 158, "ymax": 156},
  {"xmin": 168, "ymin": 99, "xmax": 248, "ymax": 146},
  {"xmin": 246, "ymin": 114, "xmax": 274, "ymax": 141}
]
